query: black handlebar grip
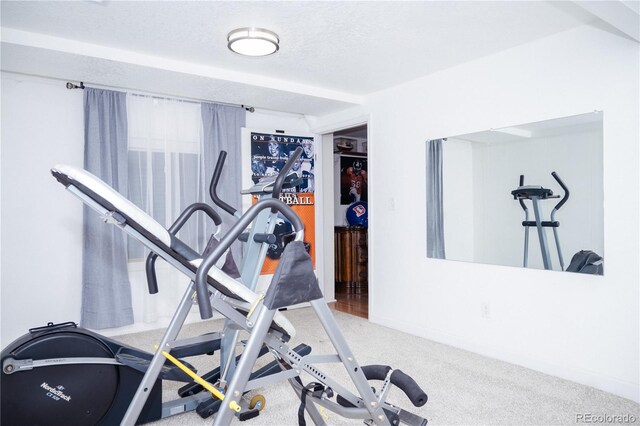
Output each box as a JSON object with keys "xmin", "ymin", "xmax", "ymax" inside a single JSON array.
[
  {"xmin": 209, "ymin": 151, "xmax": 237, "ymax": 216},
  {"xmin": 253, "ymin": 233, "xmax": 277, "ymax": 244},
  {"xmin": 551, "ymin": 171, "xmax": 570, "ymax": 210},
  {"xmin": 145, "ymin": 253, "xmax": 159, "ymax": 294},
  {"xmin": 272, "ymin": 147, "xmax": 303, "ymax": 202},
  {"xmin": 362, "ymin": 365, "xmax": 392, "ymax": 381},
  {"xmin": 390, "ymin": 369, "xmax": 428, "ymax": 407},
  {"xmin": 169, "ymin": 203, "xmax": 223, "ymax": 231},
  {"xmin": 517, "ymin": 175, "xmax": 528, "ymax": 210},
  {"xmin": 518, "ymin": 198, "xmax": 528, "ymax": 211},
  {"xmin": 147, "ymin": 203, "xmax": 222, "ymax": 295}
]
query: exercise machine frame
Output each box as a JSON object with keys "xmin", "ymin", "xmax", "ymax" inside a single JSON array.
[
  {"xmin": 511, "ymin": 171, "xmax": 569, "ymax": 270},
  {"xmin": 3, "ymin": 163, "xmax": 428, "ymax": 425}
]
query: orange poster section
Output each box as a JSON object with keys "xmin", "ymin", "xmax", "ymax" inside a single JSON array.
[{"xmin": 256, "ymin": 193, "xmax": 316, "ymax": 275}]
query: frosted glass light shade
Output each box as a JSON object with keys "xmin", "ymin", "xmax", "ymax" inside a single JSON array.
[{"xmin": 227, "ymin": 28, "xmax": 279, "ymax": 57}]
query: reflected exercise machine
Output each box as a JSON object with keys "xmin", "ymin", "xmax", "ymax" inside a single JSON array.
[{"xmin": 511, "ymin": 171, "xmax": 569, "ymax": 270}]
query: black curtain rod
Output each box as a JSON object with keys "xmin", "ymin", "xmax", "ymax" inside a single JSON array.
[
  {"xmin": 65, "ymin": 81, "xmax": 255, "ymax": 112},
  {"xmin": 66, "ymin": 81, "xmax": 85, "ymax": 90}
]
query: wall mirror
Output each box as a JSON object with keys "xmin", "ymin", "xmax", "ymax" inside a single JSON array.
[{"xmin": 426, "ymin": 112, "xmax": 604, "ymax": 274}]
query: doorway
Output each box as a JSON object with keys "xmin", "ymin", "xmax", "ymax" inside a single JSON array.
[{"xmin": 332, "ymin": 125, "xmax": 368, "ymax": 319}]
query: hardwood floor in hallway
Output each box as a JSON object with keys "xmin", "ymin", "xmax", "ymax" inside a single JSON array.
[{"xmin": 332, "ymin": 284, "xmax": 368, "ymax": 319}]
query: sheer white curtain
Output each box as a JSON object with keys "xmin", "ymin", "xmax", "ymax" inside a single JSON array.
[{"xmin": 126, "ymin": 94, "xmax": 210, "ymax": 324}]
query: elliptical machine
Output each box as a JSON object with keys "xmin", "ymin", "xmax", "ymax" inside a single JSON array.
[
  {"xmin": 1, "ymin": 150, "xmax": 309, "ymax": 425},
  {"xmin": 511, "ymin": 171, "xmax": 569, "ymax": 271}
]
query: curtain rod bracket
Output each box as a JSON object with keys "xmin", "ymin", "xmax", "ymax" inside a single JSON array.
[
  {"xmin": 242, "ymin": 105, "xmax": 255, "ymax": 113},
  {"xmin": 66, "ymin": 81, "xmax": 85, "ymax": 90}
]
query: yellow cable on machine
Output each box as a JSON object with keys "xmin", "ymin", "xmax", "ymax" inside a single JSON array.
[
  {"xmin": 160, "ymin": 350, "xmax": 241, "ymax": 413},
  {"xmin": 319, "ymin": 405, "xmax": 330, "ymax": 421},
  {"xmin": 247, "ymin": 293, "xmax": 264, "ymax": 318}
]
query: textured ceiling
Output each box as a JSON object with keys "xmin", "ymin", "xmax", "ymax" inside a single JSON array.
[{"xmin": 1, "ymin": 1, "xmax": 599, "ymax": 115}]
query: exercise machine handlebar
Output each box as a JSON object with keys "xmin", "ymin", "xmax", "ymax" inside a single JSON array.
[
  {"xmin": 551, "ymin": 171, "xmax": 569, "ymax": 211},
  {"xmin": 514, "ymin": 172, "xmax": 569, "ymax": 212},
  {"xmin": 271, "ymin": 147, "xmax": 303, "ymax": 203},
  {"xmin": 359, "ymin": 365, "xmax": 428, "ymax": 408},
  {"xmin": 238, "ymin": 232, "xmax": 277, "ymax": 244},
  {"xmin": 146, "ymin": 203, "xmax": 223, "ymax": 294},
  {"xmin": 210, "ymin": 151, "xmax": 238, "ymax": 217},
  {"xmin": 210, "ymin": 146, "xmax": 304, "ymax": 217},
  {"xmin": 194, "ymin": 198, "xmax": 304, "ymax": 319},
  {"xmin": 390, "ymin": 369, "xmax": 429, "ymax": 407},
  {"xmin": 517, "ymin": 175, "xmax": 528, "ymax": 212}
]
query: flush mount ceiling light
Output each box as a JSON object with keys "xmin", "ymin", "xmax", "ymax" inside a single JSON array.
[{"xmin": 227, "ymin": 27, "xmax": 279, "ymax": 57}]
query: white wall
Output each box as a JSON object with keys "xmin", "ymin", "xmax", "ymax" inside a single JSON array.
[
  {"xmin": 1, "ymin": 73, "xmax": 84, "ymax": 346},
  {"xmin": 0, "ymin": 73, "xmax": 313, "ymax": 344},
  {"xmin": 360, "ymin": 26, "xmax": 639, "ymax": 401}
]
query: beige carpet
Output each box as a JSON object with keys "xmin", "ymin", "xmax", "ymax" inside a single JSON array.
[{"xmin": 115, "ymin": 307, "xmax": 639, "ymax": 425}]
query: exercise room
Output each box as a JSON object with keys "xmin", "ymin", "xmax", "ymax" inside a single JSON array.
[{"xmin": 1, "ymin": 2, "xmax": 638, "ymax": 425}]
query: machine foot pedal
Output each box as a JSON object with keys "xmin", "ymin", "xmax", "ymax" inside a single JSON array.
[
  {"xmin": 336, "ymin": 394, "xmax": 355, "ymax": 407},
  {"xmin": 398, "ymin": 408, "xmax": 428, "ymax": 426},
  {"xmin": 196, "ymin": 398, "xmax": 222, "ymax": 419},
  {"xmin": 170, "ymin": 333, "xmax": 221, "ymax": 358},
  {"xmin": 383, "ymin": 408, "xmax": 400, "ymax": 426},
  {"xmin": 237, "ymin": 408, "xmax": 260, "ymax": 421}
]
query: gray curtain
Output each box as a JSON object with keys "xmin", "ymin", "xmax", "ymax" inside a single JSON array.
[
  {"xmin": 82, "ymin": 88, "xmax": 133, "ymax": 329},
  {"xmin": 426, "ymin": 139, "xmax": 446, "ymax": 259},
  {"xmin": 201, "ymin": 102, "xmax": 246, "ymax": 263}
]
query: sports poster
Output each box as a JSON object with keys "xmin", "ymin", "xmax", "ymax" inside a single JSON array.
[
  {"xmin": 249, "ymin": 132, "xmax": 316, "ymax": 274},
  {"xmin": 340, "ymin": 156, "xmax": 368, "ymax": 205}
]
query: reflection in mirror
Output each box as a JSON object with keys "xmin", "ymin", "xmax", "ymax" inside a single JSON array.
[{"xmin": 426, "ymin": 112, "xmax": 604, "ymax": 275}]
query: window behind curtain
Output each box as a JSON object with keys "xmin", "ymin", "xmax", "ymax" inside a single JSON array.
[{"xmin": 127, "ymin": 94, "xmax": 207, "ymax": 260}]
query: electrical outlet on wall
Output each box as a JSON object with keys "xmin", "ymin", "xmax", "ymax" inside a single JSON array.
[{"xmin": 481, "ymin": 302, "xmax": 491, "ymax": 319}]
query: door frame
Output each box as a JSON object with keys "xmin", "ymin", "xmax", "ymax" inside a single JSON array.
[{"xmin": 313, "ymin": 115, "xmax": 370, "ymax": 304}]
